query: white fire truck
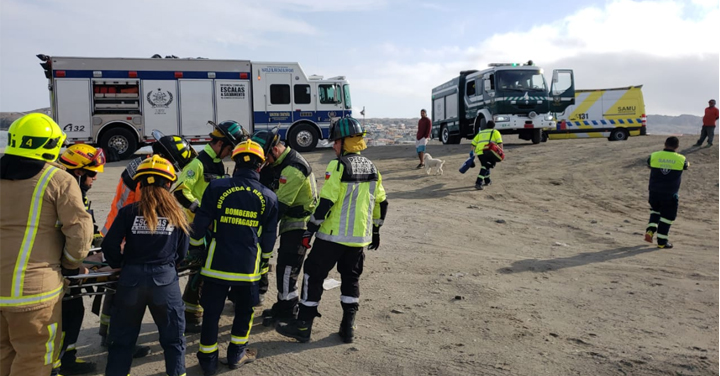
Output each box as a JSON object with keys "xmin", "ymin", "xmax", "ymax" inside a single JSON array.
[{"xmin": 38, "ymin": 54, "xmax": 352, "ymax": 159}]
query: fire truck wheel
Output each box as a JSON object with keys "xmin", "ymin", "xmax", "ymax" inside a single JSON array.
[
  {"xmin": 100, "ymin": 127, "xmax": 138, "ymax": 161},
  {"xmin": 288, "ymin": 123, "xmax": 318, "ymax": 152},
  {"xmin": 531, "ymin": 129, "xmax": 542, "ymax": 144}
]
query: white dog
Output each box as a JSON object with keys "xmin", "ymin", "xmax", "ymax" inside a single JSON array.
[{"xmin": 423, "ymin": 153, "xmax": 445, "ymax": 175}]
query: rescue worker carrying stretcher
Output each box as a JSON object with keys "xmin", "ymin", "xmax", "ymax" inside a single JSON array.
[
  {"xmin": 53, "ymin": 144, "xmax": 106, "ymax": 375},
  {"xmin": 251, "ymin": 128, "xmax": 319, "ymax": 326},
  {"xmin": 174, "ymin": 120, "xmax": 249, "ymax": 332},
  {"xmin": 276, "ymin": 117, "xmax": 388, "ymax": 344},
  {"xmin": 1, "ymin": 113, "xmax": 93, "ymax": 376},
  {"xmin": 102, "ymin": 155, "xmax": 190, "ymax": 376},
  {"xmin": 97, "ymin": 131, "xmax": 196, "ymax": 355},
  {"xmin": 191, "ymin": 140, "xmax": 278, "ymax": 375}
]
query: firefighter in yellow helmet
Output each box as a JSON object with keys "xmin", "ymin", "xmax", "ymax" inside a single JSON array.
[
  {"xmin": 276, "ymin": 117, "xmax": 388, "ymax": 344},
  {"xmin": 0, "ymin": 113, "xmax": 93, "ymax": 376},
  {"xmin": 53, "ymin": 144, "xmax": 106, "ymax": 375},
  {"xmin": 191, "ymin": 140, "xmax": 278, "ymax": 374},
  {"xmin": 101, "ymin": 155, "xmax": 190, "ymax": 376}
]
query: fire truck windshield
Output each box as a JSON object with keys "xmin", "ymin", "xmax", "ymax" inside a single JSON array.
[{"xmin": 497, "ymin": 70, "xmax": 547, "ymax": 92}]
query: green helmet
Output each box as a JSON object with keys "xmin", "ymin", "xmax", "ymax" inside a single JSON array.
[
  {"xmin": 251, "ymin": 127, "xmax": 280, "ymax": 156},
  {"xmin": 329, "ymin": 117, "xmax": 364, "ymax": 141}
]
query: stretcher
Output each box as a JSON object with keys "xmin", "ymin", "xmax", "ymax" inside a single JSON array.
[{"xmin": 62, "ymin": 247, "xmax": 202, "ymax": 301}]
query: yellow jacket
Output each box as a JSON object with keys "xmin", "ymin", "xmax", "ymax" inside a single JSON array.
[{"xmin": 1, "ymin": 162, "xmax": 93, "ymax": 311}]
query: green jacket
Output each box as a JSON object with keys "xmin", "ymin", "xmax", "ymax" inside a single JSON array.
[
  {"xmin": 271, "ymin": 147, "xmax": 318, "ymax": 234},
  {"xmin": 173, "ymin": 144, "xmax": 226, "ymax": 220}
]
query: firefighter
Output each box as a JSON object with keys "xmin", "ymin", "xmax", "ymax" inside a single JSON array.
[
  {"xmin": 173, "ymin": 121, "xmax": 249, "ymax": 333},
  {"xmin": 0, "ymin": 113, "xmax": 93, "ymax": 376},
  {"xmin": 252, "ymin": 128, "xmax": 319, "ymax": 326},
  {"xmin": 102, "ymin": 155, "xmax": 190, "ymax": 376},
  {"xmin": 470, "ymin": 120, "xmax": 503, "ymax": 190},
  {"xmin": 97, "ymin": 132, "xmax": 196, "ymax": 353},
  {"xmin": 644, "ymin": 136, "xmax": 689, "ymax": 249},
  {"xmin": 276, "ymin": 117, "xmax": 388, "ymax": 344},
  {"xmin": 54, "ymin": 144, "xmax": 106, "ymax": 375},
  {"xmin": 191, "ymin": 140, "xmax": 278, "ymax": 375}
]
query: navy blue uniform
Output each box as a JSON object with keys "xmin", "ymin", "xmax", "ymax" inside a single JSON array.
[
  {"xmin": 191, "ymin": 168, "xmax": 278, "ymax": 372},
  {"xmin": 646, "ymin": 149, "xmax": 689, "ymax": 247},
  {"xmin": 102, "ymin": 204, "xmax": 189, "ymax": 376}
]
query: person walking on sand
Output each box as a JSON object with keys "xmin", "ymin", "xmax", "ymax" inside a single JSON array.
[
  {"xmin": 694, "ymin": 99, "xmax": 718, "ymax": 147},
  {"xmin": 644, "ymin": 137, "xmax": 689, "ymax": 249},
  {"xmin": 416, "ymin": 109, "xmax": 431, "ymax": 169}
]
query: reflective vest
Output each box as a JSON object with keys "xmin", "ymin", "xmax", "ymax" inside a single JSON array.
[
  {"xmin": 316, "ymin": 153, "xmax": 387, "ymax": 247},
  {"xmin": 648, "ymin": 150, "xmax": 688, "ymax": 194},
  {"xmin": 174, "ymin": 144, "xmax": 226, "ymax": 221},
  {"xmin": 101, "ymin": 158, "xmax": 143, "ymax": 236},
  {"xmin": 471, "ymin": 129, "xmax": 503, "ymax": 155},
  {"xmin": 270, "ymin": 147, "xmax": 318, "ymax": 234},
  {"xmin": 190, "ymin": 169, "xmax": 278, "ymax": 285}
]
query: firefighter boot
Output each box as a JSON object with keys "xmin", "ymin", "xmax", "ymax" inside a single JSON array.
[
  {"xmin": 276, "ymin": 319, "xmax": 313, "ymax": 343},
  {"xmin": 198, "ymin": 351, "xmax": 219, "ymax": 376},
  {"xmin": 60, "ymin": 349, "xmax": 98, "ymax": 375},
  {"xmin": 338, "ymin": 304, "xmax": 358, "ymax": 343},
  {"xmin": 262, "ymin": 301, "xmax": 298, "ymax": 327},
  {"xmin": 224, "ymin": 345, "xmax": 258, "ymax": 370}
]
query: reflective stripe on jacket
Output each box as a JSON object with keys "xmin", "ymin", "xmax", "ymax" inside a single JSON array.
[
  {"xmin": 1, "ymin": 162, "xmax": 93, "ymax": 310},
  {"xmin": 191, "ymin": 169, "xmax": 278, "ymax": 285},
  {"xmin": 315, "ymin": 153, "xmax": 387, "ymax": 247},
  {"xmin": 471, "ymin": 129, "xmax": 503, "ymax": 155},
  {"xmin": 271, "ymin": 147, "xmax": 318, "ymax": 234}
]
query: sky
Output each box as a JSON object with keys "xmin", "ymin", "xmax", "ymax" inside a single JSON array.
[{"xmin": 0, "ymin": 0, "xmax": 718, "ymax": 118}]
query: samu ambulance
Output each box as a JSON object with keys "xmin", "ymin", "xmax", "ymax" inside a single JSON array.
[
  {"xmin": 37, "ymin": 54, "xmax": 351, "ymax": 159},
  {"xmin": 547, "ymin": 85, "xmax": 647, "ymax": 141}
]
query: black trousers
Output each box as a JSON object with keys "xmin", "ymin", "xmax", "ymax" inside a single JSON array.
[
  {"xmin": 182, "ymin": 274, "xmax": 204, "ymax": 324},
  {"xmin": 106, "ymin": 265, "xmax": 185, "ymax": 376},
  {"xmin": 59, "ymin": 287, "xmax": 84, "ymax": 364},
  {"xmin": 475, "ymin": 153, "xmax": 496, "ymax": 184},
  {"xmin": 647, "ymin": 191, "xmax": 679, "ymax": 246},
  {"xmin": 274, "ymin": 230, "xmax": 307, "ymax": 313},
  {"xmin": 198, "ymin": 280, "xmax": 258, "ymax": 368},
  {"xmin": 298, "ymin": 238, "xmax": 364, "ymax": 322}
]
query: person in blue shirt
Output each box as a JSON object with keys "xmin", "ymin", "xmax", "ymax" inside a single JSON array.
[
  {"xmin": 102, "ymin": 155, "xmax": 190, "ymax": 376},
  {"xmin": 191, "ymin": 140, "xmax": 278, "ymax": 375}
]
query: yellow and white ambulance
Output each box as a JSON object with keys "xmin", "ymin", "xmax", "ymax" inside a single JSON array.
[{"xmin": 546, "ymin": 85, "xmax": 646, "ymax": 141}]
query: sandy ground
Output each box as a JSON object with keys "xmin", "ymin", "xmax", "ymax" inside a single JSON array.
[{"xmin": 62, "ymin": 135, "xmax": 717, "ymax": 376}]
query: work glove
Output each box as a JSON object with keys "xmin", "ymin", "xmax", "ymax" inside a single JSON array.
[
  {"xmin": 301, "ymin": 231, "xmax": 315, "ymax": 249},
  {"xmin": 92, "ymin": 233, "xmax": 104, "ymax": 248},
  {"xmin": 180, "ymin": 245, "xmax": 206, "ymax": 271},
  {"xmin": 368, "ymin": 226, "xmax": 381, "ymax": 250},
  {"xmin": 188, "ymin": 200, "xmax": 200, "ymax": 213}
]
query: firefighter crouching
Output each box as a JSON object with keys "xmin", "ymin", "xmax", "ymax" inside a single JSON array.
[
  {"xmin": 191, "ymin": 140, "xmax": 278, "ymax": 375},
  {"xmin": 54, "ymin": 144, "xmax": 107, "ymax": 375},
  {"xmin": 276, "ymin": 117, "xmax": 388, "ymax": 344},
  {"xmin": 251, "ymin": 128, "xmax": 319, "ymax": 326},
  {"xmin": 96, "ymin": 131, "xmax": 195, "ymax": 357},
  {"xmin": 101, "ymin": 155, "xmax": 190, "ymax": 376},
  {"xmin": 174, "ymin": 120, "xmax": 248, "ymax": 332},
  {"xmin": 0, "ymin": 113, "xmax": 93, "ymax": 376}
]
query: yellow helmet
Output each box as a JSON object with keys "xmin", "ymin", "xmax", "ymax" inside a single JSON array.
[
  {"xmin": 133, "ymin": 155, "xmax": 177, "ymax": 186},
  {"xmin": 231, "ymin": 140, "xmax": 265, "ymax": 163},
  {"xmin": 58, "ymin": 144, "xmax": 106, "ymax": 173},
  {"xmin": 6, "ymin": 113, "xmax": 67, "ymax": 162}
]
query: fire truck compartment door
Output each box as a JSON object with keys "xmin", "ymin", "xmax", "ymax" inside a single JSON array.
[
  {"xmin": 143, "ymin": 80, "xmax": 179, "ymax": 137},
  {"xmin": 55, "ymin": 79, "xmax": 92, "ymax": 139}
]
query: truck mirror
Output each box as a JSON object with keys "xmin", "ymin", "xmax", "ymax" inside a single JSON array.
[
  {"xmin": 552, "ymin": 71, "xmax": 559, "ymax": 83},
  {"xmin": 484, "ymin": 80, "xmax": 491, "ymax": 92}
]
